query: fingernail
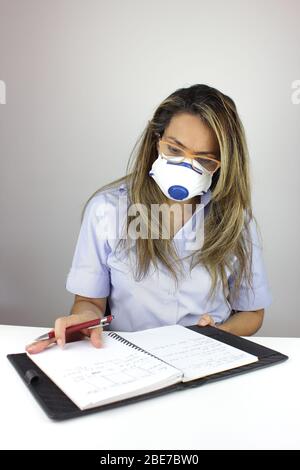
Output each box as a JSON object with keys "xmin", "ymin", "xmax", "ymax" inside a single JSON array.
[
  {"xmin": 26, "ymin": 346, "xmax": 34, "ymax": 353},
  {"xmin": 57, "ymin": 338, "xmax": 64, "ymax": 348}
]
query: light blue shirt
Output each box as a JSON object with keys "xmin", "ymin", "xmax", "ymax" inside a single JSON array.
[{"xmin": 65, "ymin": 183, "xmax": 272, "ymax": 331}]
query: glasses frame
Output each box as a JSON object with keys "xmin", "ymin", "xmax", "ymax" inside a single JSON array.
[{"xmin": 156, "ymin": 135, "xmax": 221, "ymax": 174}]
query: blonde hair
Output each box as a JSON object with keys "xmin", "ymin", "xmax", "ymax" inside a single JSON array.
[{"xmin": 83, "ymin": 84, "xmax": 258, "ymax": 305}]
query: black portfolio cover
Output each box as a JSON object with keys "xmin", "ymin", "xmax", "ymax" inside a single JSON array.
[{"xmin": 7, "ymin": 325, "xmax": 288, "ymax": 421}]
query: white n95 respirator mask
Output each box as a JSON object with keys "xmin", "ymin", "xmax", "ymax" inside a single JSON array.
[{"xmin": 149, "ymin": 154, "xmax": 212, "ymax": 201}]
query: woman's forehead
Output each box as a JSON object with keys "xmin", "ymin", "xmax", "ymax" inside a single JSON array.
[{"xmin": 164, "ymin": 113, "xmax": 219, "ymax": 151}]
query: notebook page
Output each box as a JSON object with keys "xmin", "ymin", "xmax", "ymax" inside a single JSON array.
[
  {"xmin": 120, "ymin": 325, "xmax": 258, "ymax": 382},
  {"xmin": 27, "ymin": 332, "xmax": 182, "ymax": 410}
]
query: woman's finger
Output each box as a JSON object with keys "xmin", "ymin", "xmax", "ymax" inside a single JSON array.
[
  {"xmin": 198, "ymin": 314, "xmax": 215, "ymax": 326},
  {"xmin": 89, "ymin": 327, "xmax": 103, "ymax": 348},
  {"xmin": 198, "ymin": 318, "xmax": 209, "ymax": 326},
  {"xmin": 54, "ymin": 316, "xmax": 68, "ymax": 347},
  {"xmin": 25, "ymin": 337, "xmax": 56, "ymax": 354},
  {"xmin": 54, "ymin": 312, "xmax": 100, "ymax": 347}
]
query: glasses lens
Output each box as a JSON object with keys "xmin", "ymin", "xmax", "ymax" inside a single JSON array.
[
  {"xmin": 193, "ymin": 157, "xmax": 219, "ymax": 173},
  {"xmin": 160, "ymin": 141, "xmax": 219, "ymax": 173},
  {"xmin": 160, "ymin": 141, "xmax": 185, "ymax": 158}
]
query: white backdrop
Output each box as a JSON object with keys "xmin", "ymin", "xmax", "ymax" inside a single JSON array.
[{"xmin": 0, "ymin": 0, "xmax": 299, "ymax": 336}]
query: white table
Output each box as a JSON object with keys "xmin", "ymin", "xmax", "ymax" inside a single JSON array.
[{"xmin": 1, "ymin": 325, "xmax": 299, "ymax": 450}]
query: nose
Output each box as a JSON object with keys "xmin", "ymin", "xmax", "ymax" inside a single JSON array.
[{"xmin": 168, "ymin": 185, "xmax": 189, "ymax": 200}]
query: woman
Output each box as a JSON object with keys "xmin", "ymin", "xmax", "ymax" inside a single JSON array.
[{"xmin": 26, "ymin": 84, "xmax": 272, "ymax": 354}]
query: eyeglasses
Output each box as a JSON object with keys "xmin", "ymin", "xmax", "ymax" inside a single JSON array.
[{"xmin": 157, "ymin": 138, "xmax": 221, "ymax": 174}]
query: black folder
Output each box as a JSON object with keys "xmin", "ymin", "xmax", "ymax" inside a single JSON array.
[{"xmin": 7, "ymin": 325, "xmax": 288, "ymax": 421}]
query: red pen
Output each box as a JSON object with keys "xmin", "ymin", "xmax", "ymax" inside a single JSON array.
[{"xmin": 33, "ymin": 314, "xmax": 114, "ymax": 342}]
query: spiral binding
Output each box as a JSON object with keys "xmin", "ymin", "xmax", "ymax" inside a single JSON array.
[
  {"xmin": 107, "ymin": 331, "xmax": 155, "ymax": 358},
  {"xmin": 107, "ymin": 331, "xmax": 177, "ymax": 370}
]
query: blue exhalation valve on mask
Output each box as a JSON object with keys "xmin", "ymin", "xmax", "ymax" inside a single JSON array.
[
  {"xmin": 149, "ymin": 154, "xmax": 212, "ymax": 201},
  {"xmin": 168, "ymin": 185, "xmax": 189, "ymax": 200}
]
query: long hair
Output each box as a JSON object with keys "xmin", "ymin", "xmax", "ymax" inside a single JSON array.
[{"xmin": 82, "ymin": 84, "xmax": 257, "ymax": 305}]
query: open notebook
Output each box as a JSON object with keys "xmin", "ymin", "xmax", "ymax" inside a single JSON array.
[{"xmin": 27, "ymin": 325, "xmax": 258, "ymax": 411}]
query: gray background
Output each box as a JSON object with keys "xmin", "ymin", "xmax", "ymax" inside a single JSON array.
[{"xmin": 0, "ymin": 0, "xmax": 299, "ymax": 336}]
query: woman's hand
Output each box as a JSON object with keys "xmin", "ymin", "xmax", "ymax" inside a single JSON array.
[
  {"xmin": 197, "ymin": 314, "xmax": 216, "ymax": 327},
  {"xmin": 25, "ymin": 311, "xmax": 103, "ymax": 354}
]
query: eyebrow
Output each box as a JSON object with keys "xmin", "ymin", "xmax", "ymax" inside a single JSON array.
[{"xmin": 165, "ymin": 135, "xmax": 218, "ymax": 157}]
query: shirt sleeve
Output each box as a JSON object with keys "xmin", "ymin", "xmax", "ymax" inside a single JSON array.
[
  {"xmin": 65, "ymin": 195, "xmax": 111, "ymax": 298},
  {"xmin": 228, "ymin": 217, "xmax": 273, "ymax": 311}
]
